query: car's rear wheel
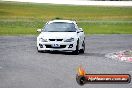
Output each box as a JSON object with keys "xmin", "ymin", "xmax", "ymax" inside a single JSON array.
[
  {"xmin": 80, "ymin": 41, "xmax": 85, "ymax": 53},
  {"xmin": 72, "ymin": 40, "xmax": 79, "ymax": 55}
]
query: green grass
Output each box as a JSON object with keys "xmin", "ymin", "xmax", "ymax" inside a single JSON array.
[
  {"xmin": 0, "ymin": 20, "xmax": 43, "ymax": 35},
  {"xmin": 0, "ymin": 1, "xmax": 132, "ymax": 35},
  {"xmin": 78, "ymin": 21, "xmax": 132, "ymax": 34}
]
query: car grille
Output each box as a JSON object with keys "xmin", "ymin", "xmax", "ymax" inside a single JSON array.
[
  {"xmin": 45, "ymin": 45, "xmax": 66, "ymax": 48},
  {"xmin": 49, "ymin": 39, "xmax": 63, "ymax": 41}
]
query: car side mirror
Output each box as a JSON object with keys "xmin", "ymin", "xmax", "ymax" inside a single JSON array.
[
  {"xmin": 37, "ymin": 29, "xmax": 42, "ymax": 32},
  {"xmin": 79, "ymin": 28, "xmax": 83, "ymax": 32}
]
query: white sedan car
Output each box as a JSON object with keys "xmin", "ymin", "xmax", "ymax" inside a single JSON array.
[{"xmin": 37, "ymin": 20, "xmax": 85, "ymax": 55}]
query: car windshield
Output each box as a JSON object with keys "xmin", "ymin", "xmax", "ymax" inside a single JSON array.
[{"xmin": 42, "ymin": 22, "xmax": 76, "ymax": 32}]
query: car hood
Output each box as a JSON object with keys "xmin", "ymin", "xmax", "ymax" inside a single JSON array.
[{"xmin": 38, "ymin": 32, "xmax": 77, "ymax": 39}]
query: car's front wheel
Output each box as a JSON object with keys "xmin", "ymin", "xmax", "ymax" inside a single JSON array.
[
  {"xmin": 80, "ymin": 41, "xmax": 85, "ymax": 53},
  {"xmin": 72, "ymin": 40, "xmax": 79, "ymax": 55}
]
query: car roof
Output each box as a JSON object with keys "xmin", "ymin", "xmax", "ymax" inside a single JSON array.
[{"xmin": 47, "ymin": 20, "xmax": 76, "ymax": 24}]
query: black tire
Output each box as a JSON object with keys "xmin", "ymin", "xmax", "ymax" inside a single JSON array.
[
  {"xmin": 72, "ymin": 40, "xmax": 79, "ymax": 55},
  {"xmin": 76, "ymin": 75, "xmax": 86, "ymax": 86},
  {"xmin": 80, "ymin": 41, "xmax": 85, "ymax": 53}
]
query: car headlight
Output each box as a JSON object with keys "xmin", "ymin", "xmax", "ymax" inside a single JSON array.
[
  {"xmin": 64, "ymin": 38, "xmax": 74, "ymax": 42},
  {"xmin": 39, "ymin": 38, "xmax": 48, "ymax": 42}
]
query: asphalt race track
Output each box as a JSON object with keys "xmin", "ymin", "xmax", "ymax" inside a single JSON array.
[{"xmin": 0, "ymin": 34, "xmax": 132, "ymax": 88}]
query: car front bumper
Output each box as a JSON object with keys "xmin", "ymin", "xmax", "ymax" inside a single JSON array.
[{"xmin": 37, "ymin": 41, "xmax": 77, "ymax": 51}]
